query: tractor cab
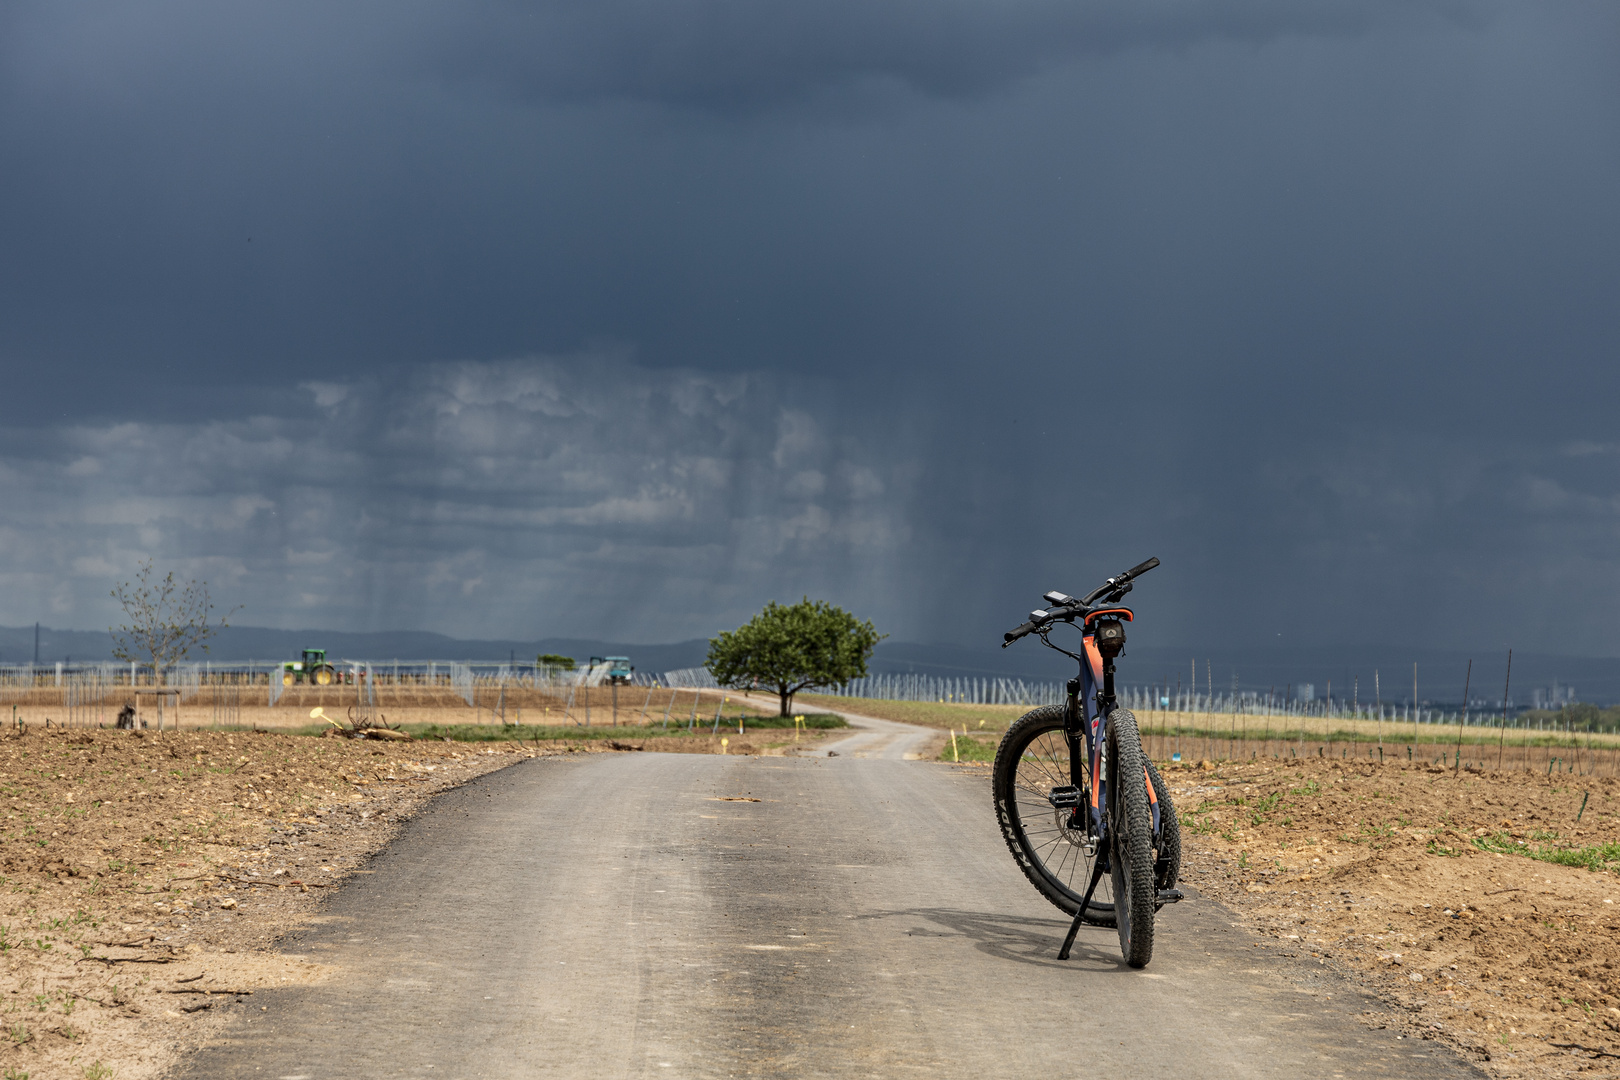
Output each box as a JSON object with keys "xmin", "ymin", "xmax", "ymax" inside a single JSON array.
[
  {"xmin": 589, "ymin": 656, "xmax": 635, "ymax": 685},
  {"xmin": 283, "ymin": 648, "xmax": 337, "ymax": 686}
]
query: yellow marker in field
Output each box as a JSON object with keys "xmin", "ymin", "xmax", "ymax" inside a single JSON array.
[
  {"xmin": 950, "ymin": 727, "xmax": 960, "ymax": 763},
  {"xmin": 721, "ymin": 737, "xmax": 729, "ymax": 754}
]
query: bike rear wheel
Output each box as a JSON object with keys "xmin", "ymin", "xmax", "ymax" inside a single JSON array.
[
  {"xmin": 1145, "ymin": 759, "xmax": 1181, "ymax": 895},
  {"xmin": 1107, "ymin": 708, "xmax": 1157, "ymax": 968},
  {"xmin": 992, "ymin": 705, "xmax": 1116, "ymax": 926}
]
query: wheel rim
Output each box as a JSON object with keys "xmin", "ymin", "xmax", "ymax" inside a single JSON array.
[
  {"xmin": 1007, "ymin": 722, "xmax": 1115, "ymax": 916},
  {"xmin": 314, "ymin": 669, "xmax": 333, "ymax": 686},
  {"xmin": 282, "ymin": 672, "xmax": 293, "ymax": 686}
]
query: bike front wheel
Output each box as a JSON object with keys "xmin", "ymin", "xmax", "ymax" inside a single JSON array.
[
  {"xmin": 1107, "ymin": 708, "xmax": 1157, "ymax": 968},
  {"xmin": 992, "ymin": 705, "xmax": 1116, "ymax": 926}
]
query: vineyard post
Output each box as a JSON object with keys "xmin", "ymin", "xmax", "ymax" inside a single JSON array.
[{"xmin": 1454, "ymin": 660, "xmax": 1472, "ymax": 774}]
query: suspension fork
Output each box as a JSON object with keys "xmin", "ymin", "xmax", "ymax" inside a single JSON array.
[
  {"xmin": 1063, "ymin": 677, "xmax": 1096, "ymax": 841},
  {"xmin": 1065, "ymin": 677, "xmax": 1085, "ymax": 785}
]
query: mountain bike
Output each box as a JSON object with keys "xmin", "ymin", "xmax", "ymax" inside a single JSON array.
[{"xmin": 992, "ymin": 557, "xmax": 1182, "ymax": 969}]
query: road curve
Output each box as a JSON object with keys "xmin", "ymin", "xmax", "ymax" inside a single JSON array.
[
  {"xmin": 181, "ymin": 753, "xmax": 1483, "ymax": 1079},
  {"xmin": 805, "ymin": 709, "xmax": 937, "ymax": 760},
  {"xmin": 726, "ymin": 690, "xmax": 938, "ymax": 760}
]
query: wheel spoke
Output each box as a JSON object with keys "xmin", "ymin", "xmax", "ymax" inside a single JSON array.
[{"xmin": 993, "ymin": 708, "xmax": 1117, "ymax": 923}]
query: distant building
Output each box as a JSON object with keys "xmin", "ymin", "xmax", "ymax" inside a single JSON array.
[{"xmin": 1531, "ymin": 683, "xmax": 1576, "ymax": 709}]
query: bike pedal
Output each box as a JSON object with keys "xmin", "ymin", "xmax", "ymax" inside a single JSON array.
[
  {"xmin": 1155, "ymin": 889, "xmax": 1186, "ymax": 904},
  {"xmin": 1047, "ymin": 785, "xmax": 1083, "ymax": 808}
]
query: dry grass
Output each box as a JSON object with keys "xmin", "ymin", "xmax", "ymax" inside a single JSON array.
[{"xmin": 797, "ymin": 694, "xmax": 1026, "ymax": 732}]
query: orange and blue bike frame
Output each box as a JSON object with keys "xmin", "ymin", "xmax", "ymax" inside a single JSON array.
[{"xmin": 1065, "ymin": 608, "xmax": 1161, "ymax": 848}]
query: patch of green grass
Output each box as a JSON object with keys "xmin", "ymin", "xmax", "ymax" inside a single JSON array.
[
  {"xmin": 937, "ymin": 733, "xmax": 997, "ymax": 763},
  {"xmin": 1472, "ymin": 830, "xmax": 1620, "ymax": 873}
]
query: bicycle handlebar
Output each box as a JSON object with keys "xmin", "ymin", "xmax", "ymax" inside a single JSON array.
[
  {"xmin": 1002, "ymin": 557, "xmax": 1159, "ymax": 647},
  {"xmin": 1079, "ymin": 557, "xmax": 1159, "ymax": 605},
  {"xmin": 1125, "ymin": 557, "xmax": 1160, "ymax": 579}
]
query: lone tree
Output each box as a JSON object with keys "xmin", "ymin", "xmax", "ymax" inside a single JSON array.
[
  {"xmin": 706, "ymin": 598, "xmax": 883, "ymax": 717},
  {"xmin": 109, "ymin": 560, "xmax": 238, "ymax": 684}
]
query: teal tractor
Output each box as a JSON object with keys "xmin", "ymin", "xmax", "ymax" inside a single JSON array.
[{"xmin": 591, "ymin": 656, "xmax": 634, "ymax": 684}]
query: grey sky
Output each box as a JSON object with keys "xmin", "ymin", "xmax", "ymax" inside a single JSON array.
[{"xmin": 0, "ymin": 2, "xmax": 1617, "ymax": 654}]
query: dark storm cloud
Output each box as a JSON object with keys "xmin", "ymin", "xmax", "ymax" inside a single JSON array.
[
  {"xmin": 2, "ymin": 1, "xmax": 1474, "ymax": 114},
  {"xmin": 406, "ymin": 0, "xmax": 1472, "ymax": 107},
  {"xmin": 0, "ymin": 1, "xmax": 1617, "ymax": 661},
  {"xmin": 0, "ymin": 356, "xmax": 916, "ymax": 640}
]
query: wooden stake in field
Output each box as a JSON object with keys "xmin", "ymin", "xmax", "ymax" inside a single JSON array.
[
  {"xmin": 1324, "ymin": 680, "xmax": 1331, "ymax": 758},
  {"xmin": 1263, "ymin": 685, "xmax": 1273, "ymax": 758},
  {"xmin": 1230, "ymin": 672, "xmax": 1237, "ymax": 762},
  {"xmin": 1454, "ymin": 659, "xmax": 1472, "ymax": 774},
  {"xmin": 1176, "ymin": 675, "xmax": 1184, "ymax": 758},
  {"xmin": 1413, "ymin": 663, "xmax": 1419, "ymax": 756},
  {"xmin": 1352, "ymin": 675, "xmax": 1359, "ymax": 758},
  {"xmin": 1296, "ymin": 683, "xmax": 1305, "ymax": 758},
  {"xmin": 1205, "ymin": 659, "xmax": 1213, "ymax": 761},
  {"xmin": 1497, "ymin": 649, "xmax": 1513, "ymax": 770},
  {"xmin": 1374, "ymin": 670, "xmax": 1382, "ymax": 759}
]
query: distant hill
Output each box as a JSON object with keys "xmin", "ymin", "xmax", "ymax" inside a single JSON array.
[{"xmin": 2, "ymin": 624, "xmax": 1613, "ymax": 705}]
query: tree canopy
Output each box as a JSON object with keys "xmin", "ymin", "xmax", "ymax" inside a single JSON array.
[
  {"xmin": 705, "ymin": 598, "xmax": 883, "ymax": 716},
  {"xmin": 108, "ymin": 560, "xmax": 237, "ymax": 684}
]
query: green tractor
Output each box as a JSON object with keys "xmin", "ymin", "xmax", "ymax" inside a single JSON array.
[{"xmin": 283, "ymin": 649, "xmax": 337, "ymax": 687}]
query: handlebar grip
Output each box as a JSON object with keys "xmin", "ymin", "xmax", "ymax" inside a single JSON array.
[
  {"xmin": 1125, "ymin": 557, "xmax": 1160, "ymax": 580},
  {"xmin": 1003, "ymin": 621, "xmax": 1038, "ymax": 646}
]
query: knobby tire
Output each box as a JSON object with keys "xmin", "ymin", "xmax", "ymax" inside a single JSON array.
[{"xmin": 1107, "ymin": 708, "xmax": 1156, "ymax": 968}]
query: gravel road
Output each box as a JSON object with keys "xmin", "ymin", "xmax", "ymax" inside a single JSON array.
[{"xmin": 181, "ymin": 743, "xmax": 1485, "ymax": 1079}]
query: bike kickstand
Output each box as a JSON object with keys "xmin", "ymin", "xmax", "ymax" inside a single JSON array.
[{"xmin": 1058, "ymin": 860, "xmax": 1107, "ymax": 961}]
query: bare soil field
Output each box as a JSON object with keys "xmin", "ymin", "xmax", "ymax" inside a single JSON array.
[
  {"xmin": 0, "ymin": 720, "xmax": 841, "ymax": 1080},
  {"xmin": 1158, "ymin": 757, "xmax": 1619, "ymax": 1077}
]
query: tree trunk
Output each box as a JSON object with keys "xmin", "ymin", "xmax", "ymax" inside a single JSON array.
[{"xmin": 778, "ymin": 687, "xmax": 792, "ymax": 717}]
